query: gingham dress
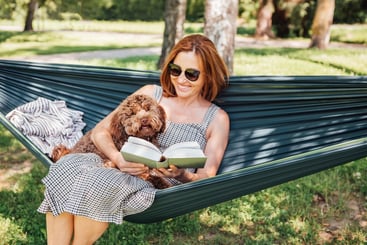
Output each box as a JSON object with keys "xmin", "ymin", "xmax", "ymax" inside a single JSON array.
[{"xmin": 37, "ymin": 85, "xmax": 219, "ymax": 224}]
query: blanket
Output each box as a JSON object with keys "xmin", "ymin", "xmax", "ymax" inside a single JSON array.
[{"xmin": 6, "ymin": 97, "xmax": 85, "ymax": 156}]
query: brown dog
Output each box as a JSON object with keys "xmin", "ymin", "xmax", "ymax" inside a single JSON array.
[{"xmin": 51, "ymin": 94, "xmax": 172, "ymax": 189}]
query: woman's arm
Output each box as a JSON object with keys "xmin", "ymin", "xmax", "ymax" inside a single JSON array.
[
  {"xmin": 90, "ymin": 84, "xmax": 157, "ymax": 175},
  {"xmin": 158, "ymin": 108, "xmax": 230, "ymax": 182}
]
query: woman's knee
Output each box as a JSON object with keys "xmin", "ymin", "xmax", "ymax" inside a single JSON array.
[
  {"xmin": 72, "ymin": 216, "xmax": 109, "ymax": 245},
  {"xmin": 46, "ymin": 212, "xmax": 74, "ymax": 245}
]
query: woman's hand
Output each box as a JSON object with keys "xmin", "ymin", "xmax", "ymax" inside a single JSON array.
[
  {"xmin": 111, "ymin": 151, "xmax": 149, "ymax": 175},
  {"xmin": 153, "ymin": 165, "xmax": 194, "ymax": 183}
]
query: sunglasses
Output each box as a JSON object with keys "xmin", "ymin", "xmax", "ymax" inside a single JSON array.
[{"xmin": 168, "ymin": 63, "xmax": 201, "ymax": 82}]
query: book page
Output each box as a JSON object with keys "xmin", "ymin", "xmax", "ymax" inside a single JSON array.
[
  {"xmin": 121, "ymin": 141, "xmax": 162, "ymax": 162},
  {"xmin": 121, "ymin": 137, "xmax": 207, "ymax": 168},
  {"xmin": 163, "ymin": 141, "xmax": 205, "ymax": 158},
  {"xmin": 127, "ymin": 136, "xmax": 161, "ymax": 153}
]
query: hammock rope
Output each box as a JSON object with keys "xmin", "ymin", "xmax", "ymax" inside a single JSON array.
[{"xmin": 1, "ymin": 59, "xmax": 367, "ymax": 223}]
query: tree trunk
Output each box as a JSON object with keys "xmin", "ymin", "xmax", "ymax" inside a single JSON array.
[
  {"xmin": 204, "ymin": 0, "xmax": 238, "ymax": 75},
  {"xmin": 175, "ymin": 0, "xmax": 187, "ymax": 42},
  {"xmin": 24, "ymin": 0, "xmax": 38, "ymax": 32},
  {"xmin": 255, "ymin": 0, "xmax": 275, "ymax": 40},
  {"xmin": 309, "ymin": 0, "xmax": 335, "ymax": 49},
  {"xmin": 157, "ymin": 0, "xmax": 180, "ymax": 70}
]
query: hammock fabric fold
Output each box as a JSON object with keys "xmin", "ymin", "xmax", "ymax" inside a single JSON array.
[{"xmin": 1, "ymin": 59, "xmax": 367, "ymax": 223}]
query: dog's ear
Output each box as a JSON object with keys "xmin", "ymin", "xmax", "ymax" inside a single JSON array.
[
  {"xmin": 51, "ymin": 144, "xmax": 70, "ymax": 162},
  {"xmin": 158, "ymin": 105, "xmax": 166, "ymax": 133},
  {"xmin": 110, "ymin": 99, "xmax": 131, "ymax": 138}
]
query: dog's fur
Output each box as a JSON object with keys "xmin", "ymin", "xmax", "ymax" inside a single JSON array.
[{"xmin": 51, "ymin": 94, "xmax": 172, "ymax": 189}]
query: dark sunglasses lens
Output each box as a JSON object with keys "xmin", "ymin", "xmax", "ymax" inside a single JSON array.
[
  {"xmin": 168, "ymin": 64, "xmax": 181, "ymax": 76},
  {"xmin": 185, "ymin": 69, "xmax": 200, "ymax": 82}
]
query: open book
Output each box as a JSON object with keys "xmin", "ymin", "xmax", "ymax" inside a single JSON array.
[{"xmin": 120, "ymin": 136, "xmax": 207, "ymax": 169}]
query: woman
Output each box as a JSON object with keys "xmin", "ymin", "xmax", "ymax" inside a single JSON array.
[{"xmin": 39, "ymin": 34, "xmax": 230, "ymax": 245}]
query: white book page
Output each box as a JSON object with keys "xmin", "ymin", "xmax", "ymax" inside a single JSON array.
[
  {"xmin": 163, "ymin": 141, "xmax": 204, "ymax": 158},
  {"xmin": 127, "ymin": 136, "xmax": 161, "ymax": 153},
  {"xmin": 121, "ymin": 142, "xmax": 162, "ymax": 161},
  {"xmin": 164, "ymin": 148, "xmax": 205, "ymax": 158}
]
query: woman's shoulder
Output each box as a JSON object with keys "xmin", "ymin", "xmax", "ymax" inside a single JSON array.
[
  {"xmin": 134, "ymin": 84, "xmax": 161, "ymax": 99},
  {"xmin": 211, "ymin": 106, "xmax": 230, "ymax": 128},
  {"xmin": 134, "ymin": 84, "xmax": 156, "ymax": 95}
]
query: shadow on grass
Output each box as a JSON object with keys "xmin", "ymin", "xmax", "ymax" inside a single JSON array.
[
  {"xmin": 0, "ymin": 31, "xmax": 19, "ymax": 43},
  {"xmin": 0, "ymin": 45, "xmax": 127, "ymax": 57},
  {"xmin": 0, "ymin": 161, "xmax": 47, "ymax": 244}
]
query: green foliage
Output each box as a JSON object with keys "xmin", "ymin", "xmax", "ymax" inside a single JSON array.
[
  {"xmin": 0, "ymin": 215, "xmax": 27, "ymax": 245},
  {"xmin": 1, "ymin": 0, "xmax": 366, "ymax": 40},
  {"xmin": 97, "ymin": 0, "xmax": 165, "ymax": 21},
  {"xmin": 0, "ymin": 161, "xmax": 47, "ymax": 244},
  {"xmin": 272, "ymin": 0, "xmax": 317, "ymax": 38},
  {"xmin": 236, "ymin": 25, "xmax": 256, "ymax": 36},
  {"xmin": 0, "ymin": 124, "xmax": 29, "ymax": 164},
  {"xmin": 238, "ymin": 0, "xmax": 259, "ymax": 22},
  {"xmin": 334, "ymin": 0, "xmax": 367, "ymax": 23},
  {"xmin": 98, "ymin": 212, "xmax": 202, "ymax": 244},
  {"xmin": 0, "ymin": 31, "xmax": 17, "ymax": 43},
  {"xmin": 186, "ymin": 0, "xmax": 205, "ymax": 22},
  {"xmin": 289, "ymin": 1, "xmax": 316, "ymax": 37},
  {"xmin": 0, "ymin": 0, "xmax": 17, "ymax": 19},
  {"xmin": 59, "ymin": 12, "xmax": 82, "ymax": 21},
  {"xmin": 273, "ymin": 0, "xmax": 366, "ymax": 38}
]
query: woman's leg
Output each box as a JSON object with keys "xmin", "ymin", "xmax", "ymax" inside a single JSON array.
[
  {"xmin": 72, "ymin": 215, "xmax": 109, "ymax": 245},
  {"xmin": 46, "ymin": 212, "xmax": 74, "ymax": 245}
]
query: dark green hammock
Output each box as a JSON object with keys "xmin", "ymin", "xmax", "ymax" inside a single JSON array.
[{"xmin": 1, "ymin": 59, "xmax": 367, "ymax": 223}]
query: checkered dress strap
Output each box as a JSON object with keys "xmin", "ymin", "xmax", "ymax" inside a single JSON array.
[
  {"xmin": 153, "ymin": 85, "xmax": 163, "ymax": 102},
  {"xmin": 202, "ymin": 104, "xmax": 220, "ymax": 128}
]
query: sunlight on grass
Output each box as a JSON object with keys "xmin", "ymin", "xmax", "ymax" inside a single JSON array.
[
  {"xmin": 287, "ymin": 48, "xmax": 367, "ymax": 75},
  {"xmin": 0, "ymin": 215, "xmax": 27, "ymax": 245},
  {"xmin": 332, "ymin": 24, "xmax": 367, "ymax": 44},
  {"xmin": 0, "ymin": 31, "xmax": 162, "ymax": 57},
  {"xmin": 84, "ymin": 56, "xmax": 160, "ymax": 71},
  {"xmin": 234, "ymin": 52, "xmax": 346, "ymax": 75},
  {"xmin": 234, "ymin": 47, "xmax": 367, "ymax": 75}
]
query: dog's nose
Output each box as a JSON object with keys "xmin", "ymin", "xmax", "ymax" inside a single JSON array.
[{"xmin": 141, "ymin": 118, "xmax": 149, "ymax": 125}]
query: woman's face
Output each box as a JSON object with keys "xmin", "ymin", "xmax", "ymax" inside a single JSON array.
[{"xmin": 170, "ymin": 51, "xmax": 204, "ymax": 99}]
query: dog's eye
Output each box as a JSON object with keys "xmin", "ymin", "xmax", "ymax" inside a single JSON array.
[{"xmin": 142, "ymin": 103, "xmax": 150, "ymax": 111}]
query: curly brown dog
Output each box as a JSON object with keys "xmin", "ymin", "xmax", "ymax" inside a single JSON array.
[{"xmin": 51, "ymin": 94, "xmax": 172, "ymax": 189}]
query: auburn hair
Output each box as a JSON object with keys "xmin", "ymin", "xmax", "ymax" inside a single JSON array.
[{"xmin": 160, "ymin": 34, "xmax": 229, "ymax": 102}]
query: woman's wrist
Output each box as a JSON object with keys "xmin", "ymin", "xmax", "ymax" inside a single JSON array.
[
  {"xmin": 109, "ymin": 151, "xmax": 124, "ymax": 167},
  {"xmin": 175, "ymin": 170, "xmax": 195, "ymax": 183}
]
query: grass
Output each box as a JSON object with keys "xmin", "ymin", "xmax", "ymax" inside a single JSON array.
[
  {"xmin": 0, "ymin": 31, "xmax": 162, "ymax": 57},
  {"xmin": 82, "ymin": 47, "xmax": 367, "ymax": 76},
  {"xmin": 331, "ymin": 24, "xmax": 367, "ymax": 45},
  {"xmin": 0, "ymin": 20, "xmax": 367, "ymax": 244},
  {"xmin": 234, "ymin": 48, "xmax": 367, "ymax": 75}
]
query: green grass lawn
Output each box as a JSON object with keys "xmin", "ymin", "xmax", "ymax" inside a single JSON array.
[{"xmin": 0, "ymin": 21, "xmax": 367, "ymax": 244}]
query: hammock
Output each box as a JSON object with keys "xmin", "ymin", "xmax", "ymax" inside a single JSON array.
[{"xmin": 1, "ymin": 59, "xmax": 367, "ymax": 224}]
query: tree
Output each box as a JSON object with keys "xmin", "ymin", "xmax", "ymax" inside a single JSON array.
[
  {"xmin": 255, "ymin": 0, "xmax": 275, "ymax": 39},
  {"xmin": 309, "ymin": 0, "xmax": 335, "ymax": 49},
  {"xmin": 204, "ymin": 0, "xmax": 238, "ymax": 74},
  {"xmin": 157, "ymin": 0, "xmax": 181, "ymax": 69},
  {"xmin": 175, "ymin": 0, "xmax": 187, "ymax": 42},
  {"xmin": 24, "ymin": 0, "xmax": 39, "ymax": 31}
]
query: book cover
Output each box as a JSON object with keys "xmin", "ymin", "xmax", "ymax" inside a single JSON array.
[{"xmin": 120, "ymin": 136, "xmax": 207, "ymax": 168}]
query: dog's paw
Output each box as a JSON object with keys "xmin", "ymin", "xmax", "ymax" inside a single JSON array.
[{"xmin": 103, "ymin": 160, "xmax": 116, "ymax": 168}]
